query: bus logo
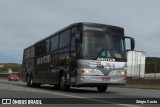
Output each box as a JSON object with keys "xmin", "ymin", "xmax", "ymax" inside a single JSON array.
[
  {"xmin": 97, "ymin": 58, "xmax": 115, "ymax": 61},
  {"xmin": 37, "ymin": 55, "xmax": 51, "ymax": 64}
]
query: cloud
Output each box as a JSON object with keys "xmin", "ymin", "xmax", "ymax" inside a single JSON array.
[{"xmin": 0, "ymin": 0, "xmax": 160, "ymax": 63}]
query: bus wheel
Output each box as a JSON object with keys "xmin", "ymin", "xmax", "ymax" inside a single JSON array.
[
  {"xmin": 97, "ymin": 85, "xmax": 108, "ymax": 92},
  {"xmin": 27, "ymin": 76, "xmax": 32, "ymax": 87},
  {"xmin": 60, "ymin": 72, "xmax": 70, "ymax": 91},
  {"xmin": 27, "ymin": 76, "xmax": 40, "ymax": 87}
]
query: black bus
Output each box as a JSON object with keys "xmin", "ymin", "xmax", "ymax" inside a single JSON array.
[{"xmin": 22, "ymin": 22, "xmax": 135, "ymax": 92}]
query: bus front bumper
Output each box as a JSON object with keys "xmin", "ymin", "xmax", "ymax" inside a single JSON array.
[{"xmin": 73, "ymin": 75, "xmax": 126, "ymax": 86}]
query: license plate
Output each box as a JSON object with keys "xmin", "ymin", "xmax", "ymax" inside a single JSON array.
[{"xmin": 102, "ymin": 77, "xmax": 110, "ymax": 81}]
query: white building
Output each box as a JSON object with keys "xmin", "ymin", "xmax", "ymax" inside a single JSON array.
[{"xmin": 8, "ymin": 68, "xmax": 12, "ymax": 74}]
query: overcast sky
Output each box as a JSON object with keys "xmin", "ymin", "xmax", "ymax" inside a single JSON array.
[{"xmin": 0, "ymin": 0, "xmax": 160, "ymax": 63}]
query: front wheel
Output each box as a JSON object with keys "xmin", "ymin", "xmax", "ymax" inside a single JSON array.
[
  {"xmin": 97, "ymin": 85, "xmax": 108, "ymax": 92},
  {"xmin": 60, "ymin": 72, "xmax": 70, "ymax": 91}
]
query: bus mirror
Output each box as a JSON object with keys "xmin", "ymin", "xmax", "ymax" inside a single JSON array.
[
  {"xmin": 131, "ymin": 38, "xmax": 135, "ymax": 50},
  {"xmin": 125, "ymin": 37, "xmax": 135, "ymax": 51}
]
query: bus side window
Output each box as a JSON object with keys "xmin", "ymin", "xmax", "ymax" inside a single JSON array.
[
  {"xmin": 59, "ymin": 30, "xmax": 70, "ymax": 48},
  {"xmin": 75, "ymin": 32, "xmax": 81, "ymax": 44},
  {"xmin": 45, "ymin": 39, "xmax": 50, "ymax": 52},
  {"xmin": 71, "ymin": 36, "xmax": 76, "ymax": 52},
  {"xmin": 51, "ymin": 35, "xmax": 59, "ymax": 51}
]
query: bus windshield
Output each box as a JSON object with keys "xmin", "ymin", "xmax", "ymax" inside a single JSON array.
[{"xmin": 81, "ymin": 31, "xmax": 126, "ymax": 60}]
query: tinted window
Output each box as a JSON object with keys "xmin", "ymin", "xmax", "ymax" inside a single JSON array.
[
  {"xmin": 30, "ymin": 46, "xmax": 35, "ymax": 57},
  {"xmin": 59, "ymin": 30, "xmax": 70, "ymax": 48},
  {"xmin": 82, "ymin": 32, "xmax": 105, "ymax": 57},
  {"xmin": 71, "ymin": 27, "xmax": 77, "ymax": 34},
  {"xmin": 51, "ymin": 35, "xmax": 59, "ymax": 51},
  {"xmin": 81, "ymin": 32, "xmax": 126, "ymax": 59},
  {"xmin": 38, "ymin": 42, "xmax": 45, "ymax": 54},
  {"xmin": 35, "ymin": 43, "xmax": 41, "ymax": 55},
  {"xmin": 45, "ymin": 39, "xmax": 50, "ymax": 52},
  {"xmin": 25, "ymin": 48, "xmax": 30, "ymax": 59},
  {"xmin": 71, "ymin": 36, "xmax": 76, "ymax": 51},
  {"xmin": 23, "ymin": 50, "xmax": 26, "ymax": 60},
  {"xmin": 35, "ymin": 39, "xmax": 50, "ymax": 55}
]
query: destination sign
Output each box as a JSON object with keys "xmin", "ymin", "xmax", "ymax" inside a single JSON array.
[{"xmin": 84, "ymin": 26, "xmax": 105, "ymax": 31}]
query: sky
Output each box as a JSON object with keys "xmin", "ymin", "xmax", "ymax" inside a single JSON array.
[{"xmin": 0, "ymin": 0, "xmax": 160, "ymax": 64}]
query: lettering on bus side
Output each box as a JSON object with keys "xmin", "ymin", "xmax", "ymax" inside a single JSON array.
[
  {"xmin": 97, "ymin": 58, "xmax": 115, "ymax": 61},
  {"xmin": 37, "ymin": 55, "xmax": 51, "ymax": 64}
]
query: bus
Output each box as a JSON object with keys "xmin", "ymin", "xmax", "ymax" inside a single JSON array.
[{"xmin": 22, "ymin": 22, "xmax": 135, "ymax": 92}]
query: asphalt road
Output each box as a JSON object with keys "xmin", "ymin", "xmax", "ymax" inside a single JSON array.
[{"xmin": 0, "ymin": 78, "xmax": 160, "ymax": 107}]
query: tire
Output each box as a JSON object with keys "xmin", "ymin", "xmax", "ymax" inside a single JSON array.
[
  {"xmin": 27, "ymin": 75, "xmax": 32, "ymax": 87},
  {"xmin": 97, "ymin": 85, "xmax": 108, "ymax": 92},
  {"xmin": 60, "ymin": 72, "xmax": 70, "ymax": 91},
  {"xmin": 27, "ymin": 75, "xmax": 41, "ymax": 87}
]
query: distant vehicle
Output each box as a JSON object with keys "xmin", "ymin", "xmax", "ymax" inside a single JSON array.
[
  {"xmin": 8, "ymin": 74, "xmax": 20, "ymax": 81},
  {"xmin": 127, "ymin": 51, "xmax": 146, "ymax": 78},
  {"xmin": 22, "ymin": 22, "xmax": 135, "ymax": 92}
]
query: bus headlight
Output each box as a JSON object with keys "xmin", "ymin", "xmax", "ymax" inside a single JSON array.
[
  {"xmin": 78, "ymin": 69, "xmax": 104, "ymax": 75},
  {"xmin": 109, "ymin": 70, "xmax": 127, "ymax": 76}
]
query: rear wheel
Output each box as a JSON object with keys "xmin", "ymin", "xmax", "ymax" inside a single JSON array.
[
  {"xmin": 27, "ymin": 75, "xmax": 32, "ymax": 87},
  {"xmin": 27, "ymin": 75, "xmax": 41, "ymax": 87},
  {"xmin": 60, "ymin": 72, "xmax": 70, "ymax": 91},
  {"xmin": 97, "ymin": 85, "xmax": 108, "ymax": 92}
]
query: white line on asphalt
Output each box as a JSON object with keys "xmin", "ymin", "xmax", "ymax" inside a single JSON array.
[{"xmin": 0, "ymin": 81, "xmax": 141, "ymax": 107}]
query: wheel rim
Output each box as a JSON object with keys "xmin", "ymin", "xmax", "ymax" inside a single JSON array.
[
  {"xmin": 27, "ymin": 76, "xmax": 32, "ymax": 86},
  {"xmin": 30, "ymin": 78, "xmax": 33, "ymax": 86},
  {"xmin": 27, "ymin": 77, "xmax": 30, "ymax": 86},
  {"xmin": 60, "ymin": 76, "xmax": 65, "ymax": 88}
]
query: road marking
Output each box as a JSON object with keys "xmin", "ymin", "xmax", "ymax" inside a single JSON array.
[{"xmin": 0, "ymin": 81, "xmax": 141, "ymax": 107}]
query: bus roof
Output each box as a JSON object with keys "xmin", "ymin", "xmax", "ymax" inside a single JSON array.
[{"xmin": 24, "ymin": 22, "xmax": 124, "ymax": 50}]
